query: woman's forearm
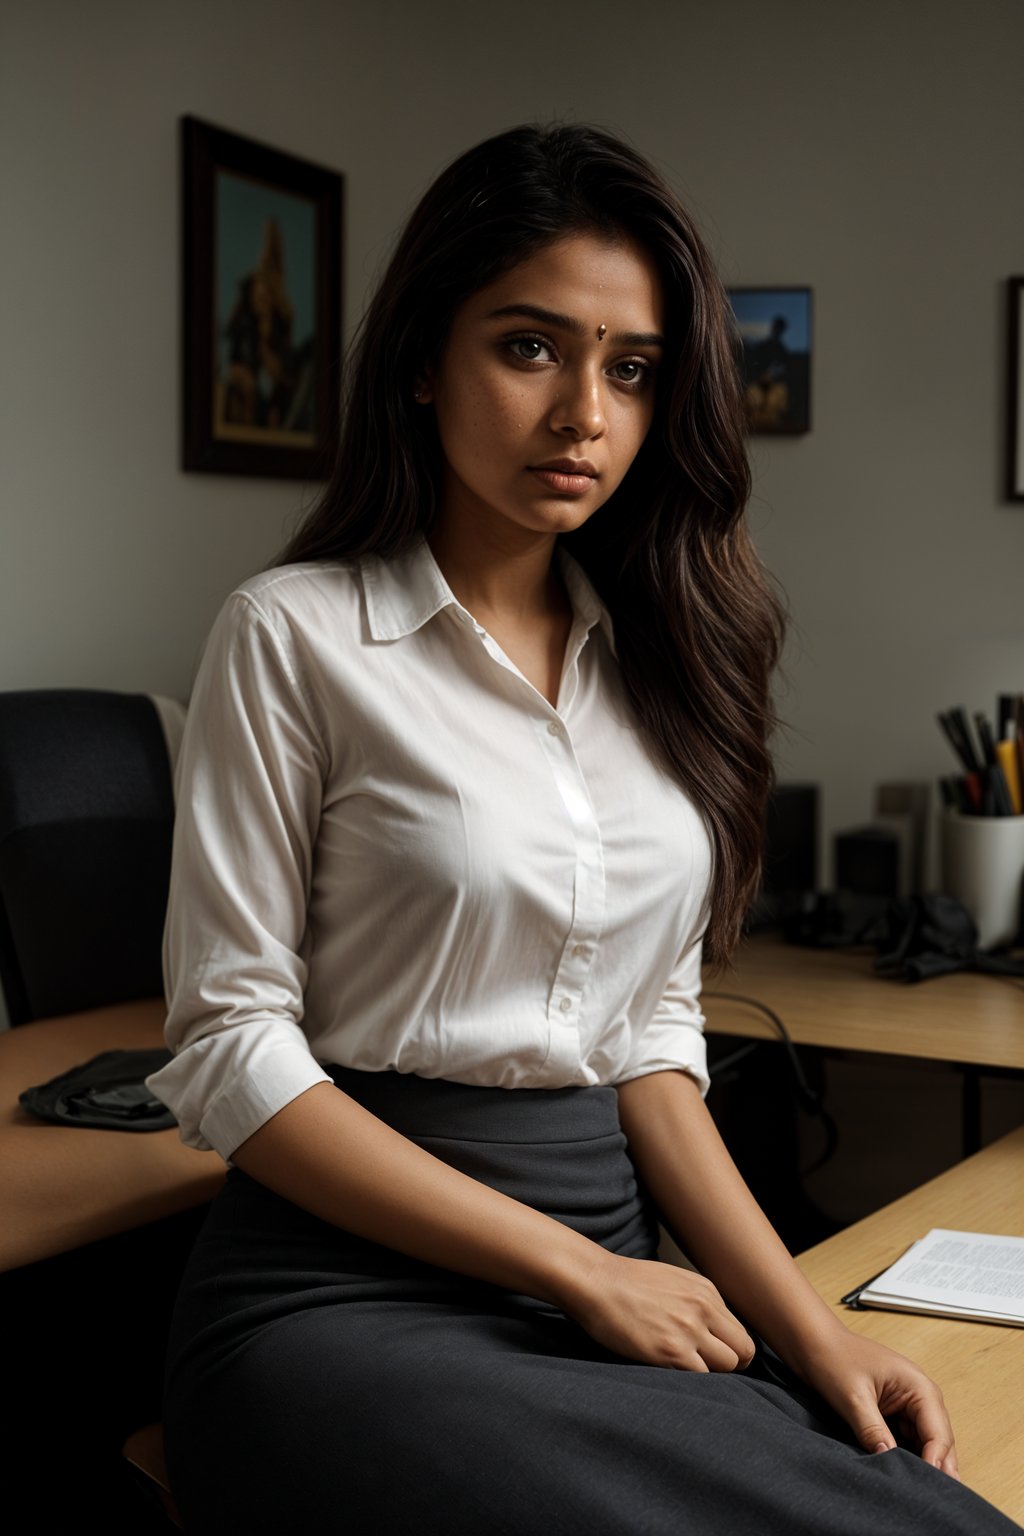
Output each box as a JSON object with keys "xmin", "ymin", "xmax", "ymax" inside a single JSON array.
[
  {"xmin": 231, "ymin": 1080, "xmax": 604, "ymax": 1306},
  {"xmin": 615, "ymin": 1068, "xmax": 844, "ymax": 1368}
]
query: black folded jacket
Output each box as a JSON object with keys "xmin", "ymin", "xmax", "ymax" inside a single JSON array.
[{"xmin": 19, "ymin": 1047, "xmax": 177, "ymax": 1131}]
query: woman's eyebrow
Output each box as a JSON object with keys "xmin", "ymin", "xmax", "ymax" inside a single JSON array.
[{"xmin": 486, "ymin": 302, "xmax": 664, "ymax": 349}]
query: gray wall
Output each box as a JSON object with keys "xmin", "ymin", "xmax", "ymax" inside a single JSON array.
[{"xmin": 3, "ymin": 0, "xmax": 1023, "ymax": 887}]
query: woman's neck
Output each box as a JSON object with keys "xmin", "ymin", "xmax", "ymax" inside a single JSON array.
[
  {"xmin": 428, "ymin": 517, "xmax": 563, "ymax": 627},
  {"xmin": 430, "ymin": 518, "xmax": 574, "ymax": 708}
]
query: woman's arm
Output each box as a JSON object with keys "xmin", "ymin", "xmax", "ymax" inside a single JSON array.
[
  {"xmin": 232, "ymin": 1079, "xmax": 602, "ymax": 1303},
  {"xmin": 610, "ymin": 1068, "xmax": 960, "ymax": 1478},
  {"xmin": 231, "ymin": 1076, "xmax": 750, "ymax": 1385}
]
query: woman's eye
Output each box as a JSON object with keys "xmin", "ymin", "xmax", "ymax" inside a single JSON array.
[
  {"xmin": 610, "ymin": 359, "xmax": 654, "ymax": 387},
  {"xmin": 506, "ymin": 336, "xmax": 554, "ymax": 363}
]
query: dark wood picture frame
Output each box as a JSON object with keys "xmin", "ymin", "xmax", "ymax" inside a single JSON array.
[
  {"xmin": 1006, "ymin": 277, "xmax": 1024, "ymax": 501},
  {"xmin": 727, "ymin": 286, "xmax": 813, "ymax": 435},
  {"xmin": 181, "ymin": 116, "xmax": 343, "ymax": 479}
]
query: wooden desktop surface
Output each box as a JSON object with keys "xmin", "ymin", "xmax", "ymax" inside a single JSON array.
[
  {"xmin": 0, "ymin": 1000, "xmax": 224, "ymax": 1272},
  {"xmin": 703, "ymin": 932, "xmax": 1024, "ymax": 1070},
  {"xmin": 797, "ymin": 1125, "xmax": 1024, "ymax": 1525}
]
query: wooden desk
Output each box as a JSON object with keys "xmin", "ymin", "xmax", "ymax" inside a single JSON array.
[
  {"xmin": 0, "ymin": 1000, "xmax": 225, "ymax": 1272},
  {"xmin": 797, "ymin": 1125, "xmax": 1024, "ymax": 1526},
  {"xmin": 704, "ymin": 933, "xmax": 1024, "ymax": 1153},
  {"xmin": 703, "ymin": 932, "xmax": 1024, "ymax": 1069}
]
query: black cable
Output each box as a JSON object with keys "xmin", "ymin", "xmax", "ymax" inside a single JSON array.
[
  {"xmin": 705, "ymin": 992, "xmax": 819, "ymax": 1106},
  {"xmin": 704, "ymin": 991, "xmax": 839, "ymax": 1176},
  {"xmin": 705, "ymin": 1040, "xmax": 761, "ymax": 1077}
]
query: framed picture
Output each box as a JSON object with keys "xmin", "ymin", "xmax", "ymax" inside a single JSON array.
[
  {"xmin": 182, "ymin": 116, "xmax": 343, "ymax": 478},
  {"xmin": 727, "ymin": 287, "xmax": 812, "ymax": 434},
  {"xmin": 1006, "ymin": 277, "xmax": 1024, "ymax": 501}
]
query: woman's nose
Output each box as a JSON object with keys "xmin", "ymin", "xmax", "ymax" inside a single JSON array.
[{"xmin": 548, "ymin": 368, "xmax": 606, "ymax": 440}]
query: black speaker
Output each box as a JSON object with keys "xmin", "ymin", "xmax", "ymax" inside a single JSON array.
[
  {"xmin": 748, "ymin": 783, "xmax": 819, "ymax": 928},
  {"xmin": 834, "ymin": 825, "xmax": 901, "ymax": 899}
]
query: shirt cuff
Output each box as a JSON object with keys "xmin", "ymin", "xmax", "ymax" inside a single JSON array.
[
  {"xmin": 615, "ymin": 1019, "xmax": 710, "ymax": 1098},
  {"xmin": 146, "ymin": 1025, "xmax": 333, "ymax": 1161}
]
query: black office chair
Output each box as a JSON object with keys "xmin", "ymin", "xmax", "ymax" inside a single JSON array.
[
  {"xmin": 0, "ymin": 688, "xmax": 189, "ymax": 1531},
  {"xmin": 0, "ymin": 688, "xmax": 178, "ymax": 1027}
]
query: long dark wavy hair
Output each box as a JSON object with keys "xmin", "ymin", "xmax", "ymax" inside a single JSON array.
[{"xmin": 277, "ymin": 122, "xmax": 786, "ymax": 965}]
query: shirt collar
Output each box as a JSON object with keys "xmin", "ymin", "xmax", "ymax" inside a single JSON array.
[
  {"xmin": 557, "ymin": 546, "xmax": 617, "ymax": 658},
  {"xmin": 359, "ymin": 541, "xmax": 456, "ymax": 641},
  {"xmin": 360, "ymin": 539, "xmax": 617, "ymax": 657}
]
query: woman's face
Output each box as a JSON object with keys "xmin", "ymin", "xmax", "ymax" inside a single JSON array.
[{"xmin": 421, "ymin": 230, "xmax": 665, "ymax": 544}]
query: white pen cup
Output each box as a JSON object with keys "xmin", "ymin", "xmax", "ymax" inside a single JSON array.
[{"xmin": 939, "ymin": 811, "xmax": 1024, "ymax": 950}]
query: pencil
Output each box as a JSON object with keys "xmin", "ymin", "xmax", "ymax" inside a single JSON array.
[{"xmin": 996, "ymin": 740, "xmax": 1023, "ymax": 814}]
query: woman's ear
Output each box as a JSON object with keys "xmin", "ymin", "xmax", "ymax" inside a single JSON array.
[{"xmin": 412, "ymin": 368, "xmax": 433, "ymax": 405}]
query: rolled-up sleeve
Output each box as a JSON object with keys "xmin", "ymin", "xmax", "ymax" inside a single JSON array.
[
  {"xmin": 146, "ymin": 592, "xmax": 332, "ymax": 1160},
  {"xmin": 615, "ymin": 919, "xmax": 710, "ymax": 1097}
]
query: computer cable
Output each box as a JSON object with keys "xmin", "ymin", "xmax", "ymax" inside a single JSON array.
[{"xmin": 703, "ymin": 991, "xmax": 839, "ymax": 1176}]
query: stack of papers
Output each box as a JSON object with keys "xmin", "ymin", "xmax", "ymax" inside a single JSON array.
[{"xmin": 849, "ymin": 1229, "xmax": 1024, "ymax": 1326}]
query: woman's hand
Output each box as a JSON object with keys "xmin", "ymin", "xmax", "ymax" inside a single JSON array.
[
  {"xmin": 560, "ymin": 1250, "xmax": 756, "ymax": 1373},
  {"xmin": 613, "ymin": 1073, "xmax": 962, "ymax": 1479},
  {"xmin": 793, "ymin": 1327, "xmax": 960, "ymax": 1480}
]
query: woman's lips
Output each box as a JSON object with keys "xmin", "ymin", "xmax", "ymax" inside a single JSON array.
[{"xmin": 529, "ymin": 467, "xmax": 597, "ymax": 495}]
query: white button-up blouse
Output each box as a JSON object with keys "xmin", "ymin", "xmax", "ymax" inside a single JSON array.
[{"xmin": 147, "ymin": 540, "xmax": 713, "ymax": 1161}]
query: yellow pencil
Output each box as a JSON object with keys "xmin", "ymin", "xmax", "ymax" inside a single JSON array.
[{"xmin": 996, "ymin": 737, "xmax": 1023, "ymax": 815}]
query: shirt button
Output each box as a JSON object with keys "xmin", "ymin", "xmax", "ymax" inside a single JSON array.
[
  {"xmin": 559, "ymin": 997, "xmax": 573, "ymax": 1013},
  {"xmin": 573, "ymin": 944, "xmax": 586, "ymax": 958},
  {"xmin": 547, "ymin": 721, "xmax": 562, "ymax": 737}
]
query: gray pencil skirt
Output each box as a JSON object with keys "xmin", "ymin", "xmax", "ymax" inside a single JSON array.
[{"xmin": 163, "ymin": 1067, "xmax": 1018, "ymax": 1535}]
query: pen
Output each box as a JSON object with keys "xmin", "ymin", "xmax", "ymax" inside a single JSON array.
[
  {"xmin": 973, "ymin": 712, "xmax": 1015, "ymax": 816},
  {"xmin": 949, "ymin": 707, "xmax": 983, "ymax": 774},
  {"xmin": 998, "ymin": 693, "xmax": 1017, "ymax": 740},
  {"xmin": 937, "ymin": 712, "xmax": 984, "ymax": 811},
  {"xmin": 937, "ymin": 711, "xmax": 985, "ymax": 803},
  {"xmin": 937, "ymin": 709, "xmax": 977, "ymax": 774}
]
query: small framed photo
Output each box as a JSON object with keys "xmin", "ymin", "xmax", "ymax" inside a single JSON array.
[
  {"xmin": 181, "ymin": 116, "xmax": 343, "ymax": 479},
  {"xmin": 728, "ymin": 287, "xmax": 812, "ymax": 434},
  {"xmin": 1006, "ymin": 277, "xmax": 1024, "ymax": 501}
]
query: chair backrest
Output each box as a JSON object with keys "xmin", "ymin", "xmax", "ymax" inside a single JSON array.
[{"xmin": 0, "ymin": 689, "xmax": 183, "ymax": 1026}]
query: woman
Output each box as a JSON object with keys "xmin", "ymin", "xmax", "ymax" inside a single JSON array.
[{"xmin": 148, "ymin": 124, "xmax": 1016, "ymax": 1535}]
